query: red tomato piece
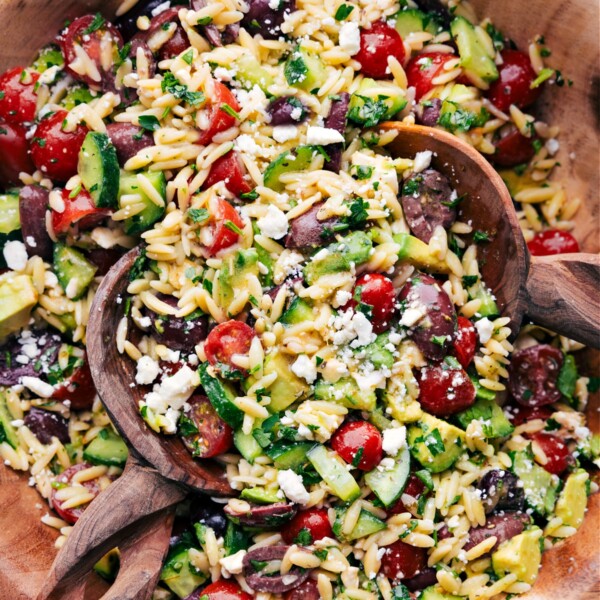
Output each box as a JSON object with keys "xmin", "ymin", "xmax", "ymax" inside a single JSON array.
[
  {"xmin": 355, "ymin": 21, "xmax": 406, "ymax": 80},
  {"xmin": 486, "ymin": 50, "xmax": 542, "ymax": 113},
  {"xmin": 51, "ymin": 463, "xmax": 101, "ymax": 524},
  {"xmin": 530, "ymin": 432, "xmax": 570, "ymax": 475},
  {"xmin": 452, "ymin": 316, "xmax": 477, "ymax": 369},
  {"xmin": 202, "ymin": 150, "xmax": 253, "ymax": 197},
  {"xmin": 283, "ymin": 579, "xmax": 320, "ymax": 600},
  {"xmin": 58, "ymin": 15, "xmax": 123, "ymax": 88},
  {"xmin": 52, "ymin": 353, "xmax": 97, "ymax": 410},
  {"xmin": 417, "ymin": 363, "xmax": 476, "ymax": 416},
  {"xmin": 345, "ymin": 273, "xmax": 396, "ymax": 334},
  {"xmin": 199, "ymin": 581, "xmax": 252, "ymax": 600},
  {"xmin": 507, "ymin": 404, "xmax": 553, "ymax": 427},
  {"xmin": 282, "ymin": 507, "xmax": 334, "ymax": 545},
  {"xmin": 0, "ymin": 118, "xmax": 35, "ymax": 185},
  {"xmin": 205, "ymin": 198, "xmax": 244, "ymax": 255},
  {"xmin": 527, "ymin": 230, "xmax": 580, "ymax": 256},
  {"xmin": 380, "ymin": 539, "xmax": 428, "ymax": 581},
  {"xmin": 406, "ymin": 52, "xmax": 457, "ymax": 101},
  {"xmin": 491, "ymin": 126, "xmax": 537, "ymax": 167},
  {"xmin": 204, "ymin": 320, "xmax": 255, "ymax": 376},
  {"xmin": 30, "ymin": 110, "xmax": 88, "ymax": 181},
  {"xmin": 0, "ymin": 67, "xmax": 40, "ymax": 124},
  {"xmin": 51, "ymin": 188, "xmax": 111, "ymax": 235},
  {"xmin": 198, "ymin": 82, "xmax": 241, "ymax": 146},
  {"xmin": 330, "ymin": 421, "xmax": 383, "ymax": 471},
  {"xmin": 387, "ymin": 474, "xmax": 427, "ymax": 516}
]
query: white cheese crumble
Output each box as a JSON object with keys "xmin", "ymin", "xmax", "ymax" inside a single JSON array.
[
  {"xmin": 338, "ymin": 22, "xmax": 361, "ymax": 55},
  {"xmin": 3, "ymin": 240, "xmax": 28, "ymax": 272},
  {"xmin": 474, "ymin": 317, "xmax": 494, "ymax": 344},
  {"xmin": 257, "ymin": 205, "xmax": 288, "ymax": 240},
  {"xmin": 21, "ymin": 376, "xmax": 54, "ymax": 398},
  {"xmin": 382, "ymin": 426, "xmax": 407, "ymax": 456},
  {"xmin": 330, "ymin": 309, "xmax": 376, "ymax": 348},
  {"xmin": 413, "ymin": 150, "xmax": 432, "ymax": 173},
  {"xmin": 272, "ymin": 125, "xmax": 299, "ymax": 143},
  {"xmin": 277, "ymin": 469, "xmax": 310, "ymax": 504},
  {"xmin": 235, "ymin": 134, "xmax": 260, "ymax": 155},
  {"xmin": 306, "ymin": 126, "xmax": 345, "ymax": 145},
  {"xmin": 291, "ymin": 354, "xmax": 317, "ymax": 384},
  {"xmin": 151, "ymin": 1, "xmax": 171, "ymax": 16},
  {"xmin": 545, "ymin": 138, "xmax": 560, "ymax": 156},
  {"xmin": 135, "ymin": 356, "xmax": 161, "ymax": 385},
  {"xmin": 219, "ymin": 549, "xmax": 246, "ymax": 577},
  {"xmin": 399, "ymin": 306, "xmax": 426, "ymax": 328},
  {"xmin": 91, "ymin": 227, "xmax": 126, "ymax": 249}
]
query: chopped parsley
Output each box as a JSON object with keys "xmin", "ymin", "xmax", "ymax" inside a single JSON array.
[
  {"xmin": 284, "ymin": 52, "xmax": 308, "ymax": 85},
  {"xmin": 485, "ymin": 23, "xmax": 505, "ymax": 51},
  {"xmin": 473, "ymin": 230, "xmax": 490, "ymax": 243},
  {"xmin": 82, "ymin": 13, "xmax": 105, "ymax": 35},
  {"xmin": 425, "ymin": 428, "xmax": 445, "ymax": 456},
  {"xmin": 224, "ymin": 220, "xmax": 243, "ymax": 235},
  {"xmin": 188, "ymin": 208, "xmax": 209, "ymax": 224},
  {"xmin": 345, "ymin": 197, "xmax": 369, "ymax": 229},
  {"xmin": 197, "ymin": 16, "xmax": 213, "ymax": 26},
  {"xmin": 403, "ymin": 176, "xmax": 421, "ymax": 196},
  {"xmin": 161, "ymin": 72, "xmax": 205, "ymax": 106},
  {"xmin": 557, "ymin": 353, "xmax": 578, "ymax": 403},
  {"xmin": 116, "ymin": 42, "xmax": 132, "ymax": 67},
  {"xmin": 181, "ymin": 49, "xmax": 195, "ymax": 65},
  {"xmin": 352, "ymin": 165, "xmax": 374, "ymax": 180},
  {"xmin": 351, "ymin": 447, "xmax": 364, "ymax": 467},
  {"xmin": 348, "ymin": 95, "xmax": 390, "ymax": 127},
  {"xmin": 438, "ymin": 102, "xmax": 489, "ymax": 133},
  {"xmin": 138, "ymin": 114, "xmax": 161, "ymax": 132},
  {"xmin": 334, "ymin": 3, "xmax": 355, "ymax": 20},
  {"xmin": 129, "ymin": 248, "xmax": 148, "ymax": 281},
  {"xmin": 313, "ymin": 548, "xmax": 328, "ymax": 561},
  {"xmin": 415, "ymin": 469, "xmax": 434, "ymax": 491},
  {"xmin": 294, "ymin": 528, "xmax": 313, "ymax": 545},
  {"xmin": 240, "ymin": 189, "xmax": 258, "ymax": 200},
  {"xmin": 178, "ymin": 415, "xmax": 199, "ymax": 436},
  {"xmin": 219, "ymin": 103, "xmax": 241, "ymax": 120},
  {"xmin": 462, "ymin": 274, "xmax": 479, "ymax": 287}
]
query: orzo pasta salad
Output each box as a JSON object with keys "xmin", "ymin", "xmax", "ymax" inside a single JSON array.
[{"xmin": 0, "ymin": 0, "xmax": 596, "ymax": 598}]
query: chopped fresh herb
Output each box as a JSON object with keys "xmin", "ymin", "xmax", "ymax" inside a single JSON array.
[
  {"xmin": 178, "ymin": 415, "xmax": 199, "ymax": 436},
  {"xmin": 129, "ymin": 248, "xmax": 148, "ymax": 281},
  {"xmin": 197, "ymin": 16, "xmax": 213, "ymax": 26},
  {"xmin": 373, "ymin": 181, "xmax": 379, "ymax": 191},
  {"xmin": 32, "ymin": 137, "xmax": 46, "ymax": 147},
  {"xmin": 345, "ymin": 197, "xmax": 369, "ymax": 229},
  {"xmin": 240, "ymin": 189, "xmax": 259, "ymax": 200},
  {"xmin": 425, "ymin": 428, "xmax": 445, "ymax": 456},
  {"xmin": 473, "ymin": 230, "xmax": 490, "ymax": 243},
  {"xmin": 438, "ymin": 101, "xmax": 489, "ymax": 133},
  {"xmin": 161, "ymin": 22, "xmax": 171, "ymax": 31},
  {"xmin": 184, "ymin": 309, "xmax": 205, "ymax": 321},
  {"xmin": 188, "ymin": 208, "xmax": 209, "ymax": 224},
  {"xmin": 250, "ymin": 560, "xmax": 269, "ymax": 571},
  {"xmin": 532, "ymin": 138, "xmax": 543, "ymax": 153},
  {"xmin": 399, "ymin": 520, "xmax": 419, "ymax": 539},
  {"xmin": 352, "ymin": 165, "xmax": 374, "ymax": 180},
  {"xmin": 443, "ymin": 356, "xmax": 462, "ymax": 370},
  {"xmin": 294, "ymin": 528, "xmax": 313, "ymax": 545},
  {"xmin": 348, "ymin": 95, "xmax": 389, "ymax": 127},
  {"xmin": 202, "ymin": 279, "xmax": 213, "ymax": 294},
  {"xmin": 557, "ymin": 353, "xmax": 578, "ymax": 403},
  {"xmin": 441, "ymin": 192, "xmax": 466, "ymax": 209},
  {"xmin": 462, "ymin": 274, "xmax": 479, "ymax": 287},
  {"xmin": 224, "ymin": 220, "xmax": 243, "ymax": 236},
  {"xmin": 513, "ymin": 163, "xmax": 528, "ymax": 176},
  {"xmin": 419, "ymin": 57, "xmax": 434, "ymax": 71},
  {"xmin": 82, "ymin": 13, "xmax": 105, "ymax": 35},
  {"xmin": 540, "ymin": 48, "xmax": 552, "ymax": 57},
  {"xmin": 403, "ymin": 176, "xmax": 421, "ymax": 196},
  {"xmin": 161, "ymin": 72, "xmax": 205, "ymax": 106},
  {"xmin": 415, "ymin": 469, "xmax": 434, "ymax": 491},
  {"xmin": 416, "ymin": 491, "xmax": 428, "ymax": 516},
  {"xmin": 351, "ymin": 447, "xmax": 364, "ymax": 467},
  {"xmin": 249, "ymin": 295, "xmax": 259, "ymax": 307},
  {"xmin": 431, "ymin": 335, "xmax": 448, "ymax": 347},
  {"xmin": 138, "ymin": 114, "xmax": 161, "ymax": 132},
  {"xmin": 284, "ymin": 51, "xmax": 308, "ymax": 85},
  {"xmin": 313, "ymin": 548, "xmax": 328, "ymax": 561},
  {"xmin": 485, "ymin": 23, "xmax": 505, "ymax": 51},
  {"xmin": 181, "ymin": 49, "xmax": 195, "ymax": 65},
  {"xmin": 334, "ymin": 3, "xmax": 355, "ymax": 20},
  {"xmin": 0, "ymin": 91, "xmax": 5, "ymax": 100},
  {"xmin": 531, "ymin": 67, "xmax": 555, "ymax": 89},
  {"xmin": 316, "ymin": 356, "xmax": 324, "ymax": 366},
  {"xmin": 588, "ymin": 377, "xmax": 600, "ymax": 393},
  {"xmin": 116, "ymin": 41, "xmax": 132, "ymax": 67},
  {"xmin": 68, "ymin": 184, "xmax": 82, "ymax": 198},
  {"xmin": 220, "ymin": 103, "xmax": 241, "ymax": 120},
  {"xmin": 545, "ymin": 418, "xmax": 561, "ymax": 432}
]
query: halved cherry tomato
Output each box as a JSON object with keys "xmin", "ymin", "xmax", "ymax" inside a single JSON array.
[
  {"xmin": 345, "ymin": 273, "xmax": 396, "ymax": 334},
  {"xmin": 387, "ymin": 474, "xmax": 427, "ymax": 516},
  {"xmin": 284, "ymin": 579, "xmax": 320, "ymax": 600},
  {"xmin": 51, "ymin": 188, "xmax": 111, "ymax": 235},
  {"xmin": 202, "ymin": 150, "xmax": 253, "ymax": 197},
  {"xmin": 52, "ymin": 354, "xmax": 97, "ymax": 410},
  {"xmin": 527, "ymin": 230, "xmax": 580, "ymax": 256},
  {"xmin": 380, "ymin": 539, "xmax": 428, "ymax": 581},
  {"xmin": 198, "ymin": 581, "xmax": 252, "ymax": 600},
  {"xmin": 180, "ymin": 394, "xmax": 233, "ymax": 458},
  {"xmin": 508, "ymin": 403, "xmax": 553, "ymax": 427},
  {"xmin": 51, "ymin": 463, "xmax": 101, "ymax": 524},
  {"xmin": 486, "ymin": 49, "xmax": 542, "ymax": 113},
  {"xmin": 355, "ymin": 21, "xmax": 406, "ymax": 80},
  {"xmin": 406, "ymin": 52, "xmax": 457, "ymax": 101},
  {"xmin": 0, "ymin": 118, "xmax": 35, "ymax": 185},
  {"xmin": 529, "ymin": 432, "xmax": 570, "ymax": 475},
  {"xmin": 205, "ymin": 198, "xmax": 244, "ymax": 255},
  {"xmin": 58, "ymin": 15, "xmax": 123, "ymax": 88},
  {"xmin": 198, "ymin": 82, "xmax": 241, "ymax": 146},
  {"xmin": 204, "ymin": 320, "xmax": 255, "ymax": 376},
  {"xmin": 452, "ymin": 316, "xmax": 477, "ymax": 369},
  {"xmin": 491, "ymin": 125, "xmax": 537, "ymax": 167},
  {"xmin": 417, "ymin": 363, "xmax": 476, "ymax": 416},
  {"xmin": 0, "ymin": 67, "xmax": 40, "ymax": 124},
  {"xmin": 30, "ymin": 110, "xmax": 89, "ymax": 181},
  {"xmin": 330, "ymin": 421, "xmax": 383, "ymax": 471},
  {"xmin": 282, "ymin": 507, "xmax": 334, "ymax": 544}
]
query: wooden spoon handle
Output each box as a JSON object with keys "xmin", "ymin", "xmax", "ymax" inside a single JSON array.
[
  {"xmin": 525, "ymin": 253, "xmax": 600, "ymax": 348},
  {"xmin": 39, "ymin": 456, "xmax": 187, "ymax": 600}
]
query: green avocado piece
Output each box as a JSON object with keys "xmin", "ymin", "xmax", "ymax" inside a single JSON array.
[
  {"xmin": 93, "ymin": 548, "xmax": 120, "ymax": 582},
  {"xmin": 492, "ymin": 528, "xmax": 542, "ymax": 584},
  {"xmin": 454, "ymin": 397, "xmax": 514, "ymax": 438},
  {"xmin": 240, "ymin": 487, "xmax": 281, "ymax": 504},
  {"xmin": 332, "ymin": 507, "xmax": 386, "ymax": 541},
  {"xmin": 0, "ymin": 274, "xmax": 38, "ymax": 343},
  {"xmin": 510, "ymin": 449, "xmax": 558, "ymax": 516},
  {"xmin": 234, "ymin": 54, "xmax": 274, "ymax": 92},
  {"xmin": 393, "ymin": 233, "xmax": 451, "ymax": 274},
  {"xmin": 555, "ymin": 469, "xmax": 589, "ymax": 528}
]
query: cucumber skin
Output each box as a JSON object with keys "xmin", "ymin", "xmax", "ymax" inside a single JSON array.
[
  {"xmin": 364, "ymin": 445, "xmax": 411, "ymax": 507},
  {"xmin": 53, "ymin": 243, "xmax": 98, "ymax": 301},
  {"xmin": 118, "ymin": 171, "xmax": 167, "ymax": 235},
  {"xmin": 83, "ymin": 428, "xmax": 128, "ymax": 468},
  {"xmin": 79, "ymin": 132, "xmax": 120, "ymax": 209},
  {"xmin": 198, "ymin": 362, "xmax": 244, "ymax": 429},
  {"xmin": 307, "ymin": 444, "xmax": 361, "ymax": 502}
]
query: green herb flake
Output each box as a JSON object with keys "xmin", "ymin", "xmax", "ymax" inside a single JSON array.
[
  {"xmin": 348, "ymin": 95, "xmax": 390, "ymax": 127},
  {"xmin": 178, "ymin": 414, "xmax": 199, "ymax": 436},
  {"xmin": 241, "ymin": 189, "xmax": 259, "ymax": 200},
  {"xmin": 425, "ymin": 428, "xmax": 445, "ymax": 456},
  {"xmin": 129, "ymin": 248, "xmax": 148, "ymax": 281},
  {"xmin": 138, "ymin": 114, "xmax": 161, "ymax": 132},
  {"xmin": 351, "ymin": 447, "xmax": 364, "ymax": 468},
  {"xmin": 316, "ymin": 356, "xmax": 324, "ymax": 366},
  {"xmin": 188, "ymin": 208, "xmax": 209, "ymax": 224},
  {"xmin": 294, "ymin": 528, "xmax": 313, "ymax": 545},
  {"xmin": 415, "ymin": 469, "xmax": 434, "ymax": 491},
  {"xmin": 557, "ymin": 353, "xmax": 578, "ymax": 404},
  {"xmin": 181, "ymin": 49, "xmax": 195, "ymax": 65},
  {"xmin": 219, "ymin": 103, "xmax": 241, "ymax": 120},
  {"xmin": 462, "ymin": 274, "xmax": 479, "ymax": 287},
  {"xmin": 82, "ymin": 13, "xmax": 105, "ymax": 36},
  {"xmin": 334, "ymin": 3, "xmax": 355, "ymax": 20},
  {"xmin": 224, "ymin": 220, "xmax": 243, "ymax": 236},
  {"xmin": 161, "ymin": 72, "xmax": 205, "ymax": 106},
  {"xmin": 473, "ymin": 230, "xmax": 490, "ymax": 243},
  {"xmin": 197, "ymin": 16, "xmax": 213, "ymax": 26},
  {"xmin": 530, "ymin": 67, "xmax": 555, "ymax": 89},
  {"xmin": 313, "ymin": 548, "xmax": 328, "ymax": 561},
  {"xmin": 284, "ymin": 51, "xmax": 308, "ymax": 86},
  {"xmin": 352, "ymin": 165, "xmax": 374, "ymax": 180},
  {"xmin": 202, "ymin": 279, "xmax": 213, "ymax": 294}
]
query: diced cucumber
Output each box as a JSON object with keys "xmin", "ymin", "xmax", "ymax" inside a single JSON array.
[
  {"xmin": 53, "ymin": 243, "xmax": 98, "ymax": 300},
  {"xmin": 234, "ymin": 55, "xmax": 274, "ymax": 92},
  {"xmin": 348, "ymin": 78, "xmax": 407, "ymax": 127},
  {"xmin": 454, "ymin": 397, "xmax": 514, "ymax": 439},
  {"xmin": 234, "ymin": 430, "xmax": 263, "ymax": 464},
  {"xmin": 307, "ymin": 444, "xmax": 360, "ymax": 502},
  {"xmin": 365, "ymin": 445, "xmax": 410, "ymax": 507},
  {"xmin": 62, "ymin": 85, "xmax": 96, "ymax": 110},
  {"xmin": 394, "ymin": 233, "xmax": 451, "ymax": 274},
  {"xmin": 160, "ymin": 542, "xmax": 207, "ymax": 598},
  {"xmin": 118, "ymin": 170, "xmax": 167, "ymax": 234},
  {"xmin": 78, "ymin": 131, "xmax": 120, "ymax": 208},
  {"xmin": 332, "ymin": 507, "xmax": 386, "ymax": 541},
  {"xmin": 32, "ymin": 45, "xmax": 64, "ymax": 73},
  {"xmin": 450, "ymin": 16, "xmax": 499, "ymax": 84},
  {"xmin": 0, "ymin": 192, "xmax": 21, "ymax": 242},
  {"xmin": 224, "ymin": 521, "xmax": 251, "ymax": 556},
  {"xmin": 511, "ymin": 450, "xmax": 558, "ymax": 516},
  {"xmin": 254, "ymin": 238, "xmax": 274, "ymax": 288},
  {"xmin": 198, "ymin": 362, "xmax": 244, "ymax": 429},
  {"xmin": 420, "ymin": 586, "xmax": 462, "ymax": 600},
  {"xmin": 83, "ymin": 427, "xmax": 128, "ymax": 468},
  {"xmin": 93, "ymin": 548, "xmax": 120, "ymax": 582},
  {"xmin": 284, "ymin": 48, "xmax": 328, "ymax": 92},
  {"xmin": 265, "ymin": 441, "xmax": 316, "ymax": 470},
  {"xmin": 240, "ymin": 487, "xmax": 281, "ymax": 504},
  {"xmin": 280, "ymin": 297, "xmax": 314, "ymax": 325},
  {"xmin": 263, "ymin": 146, "xmax": 317, "ymax": 192},
  {"xmin": 468, "ymin": 370, "xmax": 497, "ymax": 402},
  {"xmin": 336, "ymin": 230, "xmax": 373, "ymax": 265},
  {"xmin": 314, "ymin": 377, "xmax": 376, "ymax": 412},
  {"xmin": 394, "ymin": 9, "xmax": 426, "ymax": 37},
  {"xmin": 0, "ymin": 391, "xmax": 18, "ymax": 449},
  {"xmin": 369, "ymin": 403, "xmax": 393, "ymax": 431},
  {"xmin": 363, "ymin": 333, "xmax": 395, "ymax": 369},
  {"xmin": 470, "ymin": 282, "xmax": 499, "ymax": 318}
]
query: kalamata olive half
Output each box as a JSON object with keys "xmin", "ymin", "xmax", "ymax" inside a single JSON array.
[
  {"xmin": 24, "ymin": 407, "xmax": 70, "ymax": 445},
  {"xmin": 478, "ymin": 469, "xmax": 525, "ymax": 514},
  {"xmin": 403, "ymin": 567, "xmax": 438, "ymax": 592},
  {"xmin": 190, "ymin": 496, "xmax": 228, "ymax": 538},
  {"xmin": 191, "ymin": 0, "xmax": 225, "ymax": 47},
  {"xmin": 19, "ymin": 185, "xmax": 53, "ymax": 261},
  {"xmin": 224, "ymin": 501, "xmax": 297, "ymax": 528},
  {"xmin": 463, "ymin": 512, "xmax": 530, "ymax": 552},
  {"xmin": 243, "ymin": 545, "xmax": 311, "ymax": 592},
  {"xmin": 416, "ymin": 98, "xmax": 442, "ymax": 127},
  {"xmin": 400, "ymin": 168, "xmax": 457, "ymax": 243},
  {"xmin": 285, "ymin": 202, "xmax": 339, "ymax": 249},
  {"xmin": 115, "ymin": 0, "xmax": 173, "ymax": 40},
  {"xmin": 241, "ymin": 0, "xmax": 296, "ymax": 40},
  {"xmin": 106, "ymin": 123, "xmax": 154, "ymax": 166},
  {"xmin": 323, "ymin": 92, "xmax": 350, "ymax": 172},
  {"xmin": 398, "ymin": 273, "xmax": 456, "ymax": 360},
  {"xmin": 268, "ymin": 96, "xmax": 310, "ymax": 126}
]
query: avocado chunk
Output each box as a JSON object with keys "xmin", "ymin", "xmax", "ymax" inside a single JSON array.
[
  {"xmin": 284, "ymin": 47, "xmax": 328, "ymax": 92},
  {"xmin": 0, "ymin": 274, "xmax": 38, "ymax": 343},
  {"xmin": 83, "ymin": 427, "xmax": 129, "ymax": 468},
  {"xmin": 332, "ymin": 506, "xmax": 386, "ymax": 541},
  {"xmin": 93, "ymin": 548, "xmax": 120, "ymax": 582},
  {"xmin": 314, "ymin": 377, "xmax": 376, "ymax": 411},
  {"xmin": 492, "ymin": 528, "xmax": 542, "ymax": 584},
  {"xmin": 263, "ymin": 145, "xmax": 317, "ymax": 192},
  {"xmin": 511, "ymin": 449, "xmax": 558, "ymax": 516},
  {"xmin": 240, "ymin": 487, "xmax": 281, "ymax": 505},
  {"xmin": 280, "ymin": 297, "xmax": 314, "ymax": 325},
  {"xmin": 348, "ymin": 78, "xmax": 407, "ymax": 126},
  {"xmin": 420, "ymin": 586, "xmax": 462, "ymax": 600},
  {"xmin": 454, "ymin": 397, "xmax": 514, "ymax": 438},
  {"xmin": 384, "ymin": 389, "xmax": 423, "ymax": 424},
  {"xmin": 408, "ymin": 413, "xmax": 466, "ymax": 473},
  {"xmin": 555, "ymin": 469, "xmax": 589, "ymax": 528},
  {"xmin": 303, "ymin": 250, "xmax": 350, "ymax": 285},
  {"xmin": 160, "ymin": 541, "xmax": 207, "ymax": 598},
  {"xmin": 218, "ymin": 248, "xmax": 259, "ymax": 310},
  {"xmin": 0, "ymin": 391, "xmax": 19, "ymax": 449},
  {"xmin": 393, "ymin": 233, "xmax": 451, "ymax": 274},
  {"xmin": 234, "ymin": 54, "xmax": 274, "ymax": 92}
]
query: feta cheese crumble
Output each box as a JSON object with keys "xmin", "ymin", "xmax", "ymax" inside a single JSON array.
[
  {"xmin": 135, "ymin": 356, "xmax": 161, "ymax": 385},
  {"xmin": 257, "ymin": 205, "xmax": 289, "ymax": 240},
  {"xmin": 277, "ymin": 469, "xmax": 310, "ymax": 504},
  {"xmin": 219, "ymin": 550, "xmax": 246, "ymax": 577},
  {"xmin": 3, "ymin": 240, "xmax": 28, "ymax": 272},
  {"xmin": 306, "ymin": 126, "xmax": 345, "ymax": 145},
  {"xmin": 338, "ymin": 22, "xmax": 361, "ymax": 55},
  {"xmin": 413, "ymin": 150, "xmax": 432, "ymax": 173},
  {"xmin": 382, "ymin": 426, "xmax": 407, "ymax": 456},
  {"xmin": 474, "ymin": 317, "xmax": 494, "ymax": 344},
  {"xmin": 291, "ymin": 354, "xmax": 317, "ymax": 384},
  {"xmin": 272, "ymin": 125, "xmax": 299, "ymax": 143}
]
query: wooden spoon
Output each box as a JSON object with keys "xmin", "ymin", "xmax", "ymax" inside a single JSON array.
[{"xmin": 382, "ymin": 122, "xmax": 600, "ymax": 347}]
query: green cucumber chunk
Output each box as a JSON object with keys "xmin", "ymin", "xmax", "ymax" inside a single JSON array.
[
  {"xmin": 284, "ymin": 47, "xmax": 328, "ymax": 92},
  {"xmin": 198, "ymin": 362, "xmax": 244, "ymax": 429},
  {"xmin": 332, "ymin": 507, "xmax": 386, "ymax": 542},
  {"xmin": 32, "ymin": 45, "xmax": 64, "ymax": 73},
  {"xmin": 160, "ymin": 542, "xmax": 207, "ymax": 598},
  {"xmin": 454, "ymin": 397, "xmax": 514, "ymax": 439},
  {"xmin": 421, "ymin": 586, "xmax": 462, "ymax": 600},
  {"xmin": 363, "ymin": 333, "xmax": 395, "ymax": 369},
  {"xmin": 0, "ymin": 192, "xmax": 21, "ymax": 239},
  {"xmin": 510, "ymin": 449, "xmax": 558, "ymax": 516},
  {"xmin": 83, "ymin": 427, "xmax": 128, "ymax": 468},
  {"xmin": 307, "ymin": 444, "xmax": 360, "ymax": 502},
  {"xmin": 78, "ymin": 131, "xmax": 120, "ymax": 208},
  {"xmin": 240, "ymin": 487, "xmax": 281, "ymax": 504},
  {"xmin": 234, "ymin": 55, "xmax": 274, "ymax": 92},
  {"xmin": 234, "ymin": 430, "xmax": 263, "ymax": 464},
  {"xmin": 314, "ymin": 377, "xmax": 376, "ymax": 412},
  {"xmin": 53, "ymin": 243, "xmax": 98, "ymax": 300},
  {"xmin": 365, "ymin": 445, "xmax": 411, "ymax": 507},
  {"xmin": 118, "ymin": 170, "xmax": 166, "ymax": 234},
  {"xmin": 62, "ymin": 86, "xmax": 96, "ymax": 110},
  {"xmin": 279, "ymin": 297, "xmax": 314, "ymax": 325},
  {"xmin": 224, "ymin": 521, "xmax": 251, "ymax": 556},
  {"xmin": 348, "ymin": 78, "xmax": 407, "ymax": 127},
  {"xmin": 265, "ymin": 441, "xmax": 316, "ymax": 470},
  {"xmin": 0, "ymin": 391, "xmax": 19, "ymax": 449},
  {"xmin": 263, "ymin": 146, "xmax": 317, "ymax": 192}
]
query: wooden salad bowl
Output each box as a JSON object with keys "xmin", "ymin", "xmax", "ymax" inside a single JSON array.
[{"xmin": 0, "ymin": 0, "xmax": 597, "ymax": 599}]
